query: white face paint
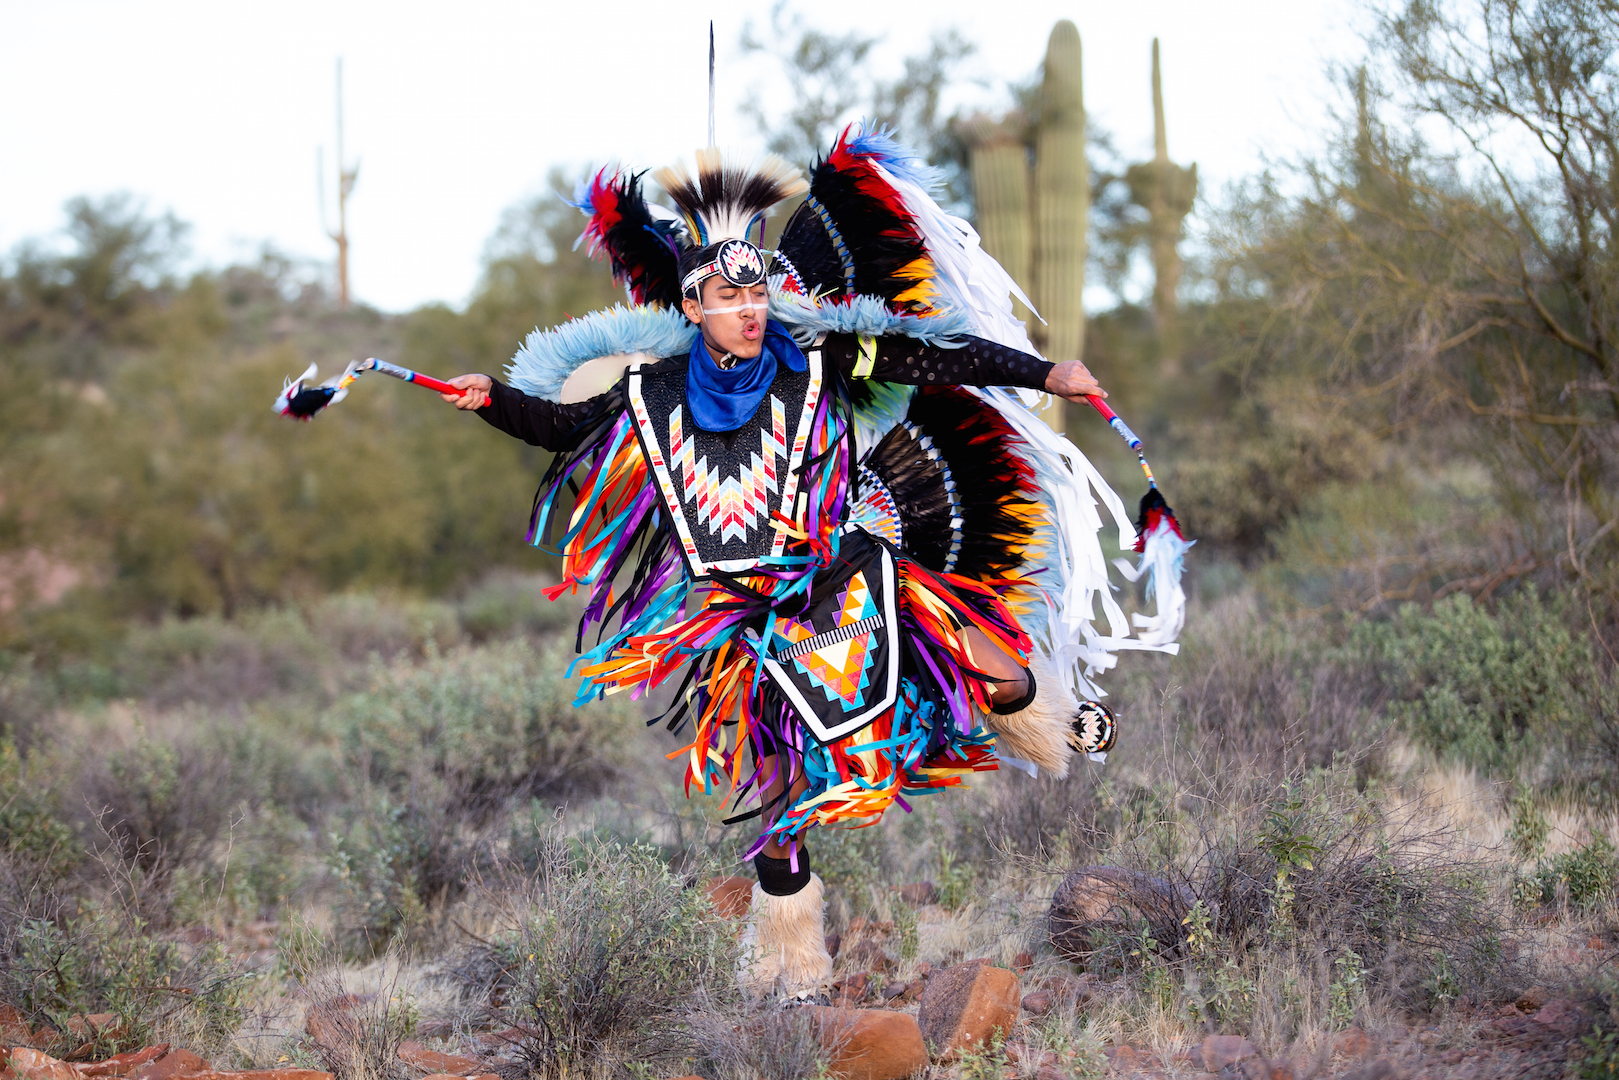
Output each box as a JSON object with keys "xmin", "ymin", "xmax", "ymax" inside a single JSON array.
[{"xmin": 701, "ymin": 300, "xmax": 765, "ymax": 316}]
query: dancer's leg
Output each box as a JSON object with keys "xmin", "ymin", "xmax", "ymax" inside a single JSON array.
[
  {"xmin": 960, "ymin": 625, "xmax": 1031, "ymax": 707},
  {"xmin": 739, "ymin": 750, "xmax": 833, "ymax": 993}
]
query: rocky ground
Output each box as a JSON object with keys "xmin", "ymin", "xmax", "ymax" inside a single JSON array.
[{"xmin": 3, "ymin": 864, "xmax": 1597, "ymax": 1080}]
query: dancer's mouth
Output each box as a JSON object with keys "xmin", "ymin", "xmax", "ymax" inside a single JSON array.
[{"xmin": 741, "ymin": 319, "xmax": 762, "ymax": 340}]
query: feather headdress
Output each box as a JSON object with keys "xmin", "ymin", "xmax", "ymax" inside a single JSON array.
[
  {"xmin": 653, "ymin": 148, "xmax": 808, "ymax": 246},
  {"xmin": 571, "ymin": 168, "xmax": 685, "ymax": 309}
]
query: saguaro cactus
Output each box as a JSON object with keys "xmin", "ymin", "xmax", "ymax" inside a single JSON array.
[
  {"xmin": 962, "ymin": 21, "xmax": 1088, "ymax": 431},
  {"xmin": 962, "ymin": 115, "xmax": 1033, "ymax": 323},
  {"xmin": 1125, "ymin": 40, "xmax": 1196, "ymax": 373},
  {"xmin": 1033, "ymin": 20, "xmax": 1088, "ymax": 372}
]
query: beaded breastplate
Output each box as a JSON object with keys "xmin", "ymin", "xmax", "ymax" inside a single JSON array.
[{"xmin": 627, "ymin": 349, "xmax": 824, "ymax": 579}]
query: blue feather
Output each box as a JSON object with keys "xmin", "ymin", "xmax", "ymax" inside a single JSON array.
[
  {"xmin": 770, "ymin": 292, "xmax": 973, "ymax": 347},
  {"xmin": 505, "ymin": 304, "xmax": 698, "ymax": 401},
  {"xmin": 844, "ymin": 123, "xmax": 946, "ymax": 193}
]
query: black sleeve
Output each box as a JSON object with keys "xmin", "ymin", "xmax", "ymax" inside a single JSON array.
[
  {"xmin": 818, "ymin": 332, "xmax": 1054, "ymax": 390},
  {"xmin": 476, "ymin": 379, "xmax": 603, "ymax": 451}
]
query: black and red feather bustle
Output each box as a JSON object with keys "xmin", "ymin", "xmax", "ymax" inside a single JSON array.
[
  {"xmin": 572, "ymin": 168, "xmax": 685, "ymax": 309},
  {"xmin": 776, "ymin": 126, "xmax": 938, "ymax": 313},
  {"xmin": 856, "ymin": 387, "xmax": 1040, "ymax": 578}
]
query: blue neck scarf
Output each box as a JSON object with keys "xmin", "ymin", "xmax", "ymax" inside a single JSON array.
[{"xmin": 685, "ymin": 319, "xmax": 807, "ymax": 432}]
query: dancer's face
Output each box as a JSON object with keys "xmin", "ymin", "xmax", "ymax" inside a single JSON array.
[{"xmin": 683, "ymin": 277, "xmax": 768, "ymax": 361}]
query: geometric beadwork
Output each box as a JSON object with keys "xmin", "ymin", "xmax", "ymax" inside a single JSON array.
[
  {"xmin": 783, "ymin": 571, "xmax": 882, "ymax": 712},
  {"xmin": 1069, "ymin": 700, "xmax": 1117, "ymax": 755}
]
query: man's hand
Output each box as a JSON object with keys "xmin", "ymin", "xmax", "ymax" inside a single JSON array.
[
  {"xmin": 1044, "ymin": 360, "xmax": 1106, "ymax": 402},
  {"xmin": 441, "ymin": 373, "xmax": 492, "ymax": 410}
]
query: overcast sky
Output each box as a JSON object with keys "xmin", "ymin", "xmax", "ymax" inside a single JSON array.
[{"xmin": 1, "ymin": 1, "xmax": 1367, "ymax": 313}]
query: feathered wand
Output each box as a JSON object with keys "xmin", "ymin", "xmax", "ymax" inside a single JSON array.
[
  {"xmin": 273, "ymin": 357, "xmax": 462, "ymax": 419},
  {"xmin": 1081, "ymin": 394, "xmax": 1187, "ymax": 553}
]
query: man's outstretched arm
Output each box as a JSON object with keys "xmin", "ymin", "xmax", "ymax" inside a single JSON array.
[
  {"xmin": 821, "ymin": 333, "xmax": 1107, "ymax": 401},
  {"xmin": 441, "ymin": 373, "xmax": 602, "ymax": 451}
]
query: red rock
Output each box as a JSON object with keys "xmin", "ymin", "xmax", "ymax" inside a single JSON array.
[
  {"xmin": 0, "ymin": 1004, "xmax": 33, "ymax": 1043},
  {"xmin": 7, "ymin": 1050, "xmax": 80, "ymax": 1080},
  {"xmin": 414, "ymin": 1074, "xmax": 498, "ymax": 1080},
  {"xmin": 1241, "ymin": 1058, "xmax": 1291, "ymax": 1080},
  {"xmin": 70, "ymin": 1015, "xmax": 117, "ymax": 1035},
  {"xmin": 824, "ymin": 933, "xmax": 841, "ymax": 960},
  {"xmin": 302, "ymin": 994, "xmax": 376, "ymax": 1042},
  {"xmin": 1589, "ymin": 936, "xmax": 1607, "ymax": 950},
  {"xmin": 1047, "ymin": 866, "xmax": 1194, "ymax": 961},
  {"xmin": 1037, "ymin": 972, "xmax": 1095, "ymax": 1006},
  {"xmin": 396, "ymin": 1042, "xmax": 485, "ymax": 1076},
  {"xmin": 881, "ymin": 979, "xmax": 923, "ymax": 1005},
  {"xmin": 1330, "ymin": 1027, "xmax": 1370, "ymax": 1059},
  {"xmin": 1516, "ymin": 986, "xmax": 1550, "ymax": 1010},
  {"xmin": 832, "ymin": 972, "xmax": 870, "ymax": 1006},
  {"xmin": 471, "ymin": 1028, "xmax": 527, "ymax": 1051},
  {"xmin": 804, "ymin": 1008, "xmax": 928, "ymax": 1080},
  {"xmin": 1533, "ymin": 998, "xmax": 1584, "ymax": 1032},
  {"xmin": 1011, "ymin": 951, "xmax": 1033, "ymax": 974},
  {"xmin": 896, "ymin": 882, "xmax": 937, "ymax": 906},
  {"xmin": 1021, "ymin": 990, "xmax": 1054, "ymax": 1016},
  {"xmin": 129, "ymin": 1050, "xmax": 211, "ymax": 1080},
  {"xmin": 702, "ymin": 876, "xmax": 753, "ymax": 919},
  {"xmin": 916, "ymin": 961, "xmax": 1020, "ymax": 1062},
  {"xmin": 842, "ymin": 940, "xmax": 894, "ymax": 974},
  {"xmin": 1199, "ymin": 1035, "xmax": 1259, "ymax": 1071},
  {"xmin": 190, "ymin": 1071, "xmax": 333, "ymax": 1080},
  {"xmin": 77, "ymin": 1045, "xmax": 170, "ymax": 1077},
  {"xmin": 1109, "ymin": 1045, "xmax": 1152, "ymax": 1071}
]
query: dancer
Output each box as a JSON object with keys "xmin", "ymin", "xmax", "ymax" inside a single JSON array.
[{"xmin": 439, "ymin": 130, "xmax": 1188, "ymax": 995}]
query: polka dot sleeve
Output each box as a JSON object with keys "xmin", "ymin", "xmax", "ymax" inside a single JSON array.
[{"xmin": 820, "ymin": 333, "xmax": 1053, "ymax": 390}]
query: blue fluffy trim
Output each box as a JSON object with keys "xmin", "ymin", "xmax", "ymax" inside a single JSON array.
[
  {"xmin": 770, "ymin": 292, "xmax": 973, "ymax": 347},
  {"xmin": 845, "ymin": 123, "xmax": 946, "ymax": 194},
  {"xmin": 505, "ymin": 304, "xmax": 698, "ymax": 401}
]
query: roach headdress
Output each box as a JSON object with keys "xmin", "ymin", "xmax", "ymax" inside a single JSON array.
[{"xmin": 653, "ymin": 148, "xmax": 807, "ymax": 297}]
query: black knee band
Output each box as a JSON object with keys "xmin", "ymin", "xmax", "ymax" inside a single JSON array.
[
  {"xmin": 991, "ymin": 665, "xmax": 1037, "ymax": 715},
  {"xmin": 754, "ymin": 852, "xmax": 812, "ymax": 896}
]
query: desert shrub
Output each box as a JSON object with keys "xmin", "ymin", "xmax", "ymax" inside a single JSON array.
[
  {"xmin": 449, "ymin": 834, "xmax": 735, "ymax": 1078},
  {"xmin": 1534, "ymin": 834, "xmax": 1619, "ymax": 911},
  {"xmin": 326, "ymin": 788, "xmax": 466, "ymax": 956},
  {"xmin": 456, "ymin": 572, "xmax": 572, "ymax": 642},
  {"xmin": 685, "ymin": 993, "xmax": 834, "ymax": 1080},
  {"xmin": 282, "ymin": 942, "xmax": 418, "ymax": 1080},
  {"xmin": 0, "ymin": 661, "xmax": 55, "ymax": 750},
  {"xmin": 0, "ymin": 895, "xmax": 248, "ymax": 1058},
  {"xmin": 1353, "ymin": 590, "xmax": 1611, "ymax": 787},
  {"xmin": 0, "ymin": 740, "xmax": 81, "ymax": 879},
  {"xmin": 306, "ymin": 593, "xmax": 463, "ymax": 664},
  {"xmin": 109, "ymin": 608, "xmax": 319, "ymax": 708},
  {"xmin": 333, "ymin": 638, "xmax": 637, "ymax": 820},
  {"xmin": 76, "ymin": 729, "xmax": 244, "ymax": 895},
  {"xmin": 1079, "ymin": 764, "xmax": 1513, "ymax": 1036}
]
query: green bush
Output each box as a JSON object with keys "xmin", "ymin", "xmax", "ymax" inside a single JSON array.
[
  {"xmin": 0, "ymin": 740, "xmax": 81, "ymax": 879},
  {"xmin": 333, "ymin": 638, "xmax": 637, "ymax": 818},
  {"xmin": 1353, "ymin": 590, "xmax": 1611, "ymax": 785},
  {"xmin": 1535, "ymin": 835, "xmax": 1618, "ymax": 910},
  {"xmin": 451, "ymin": 834, "xmax": 735, "ymax": 1078},
  {"xmin": 1085, "ymin": 764, "xmax": 1514, "ymax": 1034},
  {"xmin": 326, "ymin": 790, "xmax": 448, "ymax": 955},
  {"xmin": 0, "ymin": 903, "xmax": 248, "ymax": 1058}
]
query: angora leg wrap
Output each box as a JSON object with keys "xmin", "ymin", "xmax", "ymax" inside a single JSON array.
[
  {"xmin": 738, "ymin": 872, "xmax": 833, "ymax": 993},
  {"xmin": 982, "ymin": 653, "xmax": 1079, "ymax": 779}
]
